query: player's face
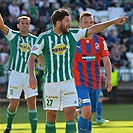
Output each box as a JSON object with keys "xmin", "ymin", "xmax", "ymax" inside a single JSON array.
[
  {"xmin": 60, "ymin": 16, "xmax": 70, "ymax": 33},
  {"xmin": 80, "ymin": 16, "xmax": 94, "ymax": 29},
  {"xmin": 17, "ymin": 19, "xmax": 30, "ymax": 33}
]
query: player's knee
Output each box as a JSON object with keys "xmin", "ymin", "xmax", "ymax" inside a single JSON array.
[
  {"xmin": 46, "ymin": 110, "xmax": 57, "ymax": 123},
  {"xmin": 64, "ymin": 106, "xmax": 76, "ymax": 120}
]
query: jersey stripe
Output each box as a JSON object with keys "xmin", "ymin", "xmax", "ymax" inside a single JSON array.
[{"xmin": 73, "ymin": 34, "xmax": 110, "ymax": 90}]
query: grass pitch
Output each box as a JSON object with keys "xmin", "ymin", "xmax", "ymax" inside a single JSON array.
[{"xmin": 0, "ymin": 101, "xmax": 133, "ymax": 133}]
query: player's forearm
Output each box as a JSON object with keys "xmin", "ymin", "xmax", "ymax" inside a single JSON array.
[
  {"xmin": 88, "ymin": 20, "xmax": 114, "ymax": 35},
  {"xmin": 28, "ymin": 55, "xmax": 36, "ymax": 77},
  {"xmin": 0, "ymin": 14, "xmax": 4, "ymax": 28},
  {"xmin": 88, "ymin": 16, "xmax": 128, "ymax": 36},
  {"xmin": 0, "ymin": 14, "xmax": 8, "ymax": 34},
  {"xmin": 104, "ymin": 61, "xmax": 112, "ymax": 81}
]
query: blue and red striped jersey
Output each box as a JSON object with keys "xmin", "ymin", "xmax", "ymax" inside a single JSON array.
[{"xmin": 73, "ymin": 34, "xmax": 109, "ymax": 90}]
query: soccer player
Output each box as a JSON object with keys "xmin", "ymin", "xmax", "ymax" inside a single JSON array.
[
  {"xmin": 28, "ymin": 8, "xmax": 128, "ymax": 133},
  {"xmin": 0, "ymin": 14, "xmax": 44, "ymax": 133},
  {"xmin": 75, "ymin": 73, "xmax": 109, "ymax": 124},
  {"xmin": 73, "ymin": 11, "xmax": 112, "ymax": 133},
  {"xmin": 96, "ymin": 73, "xmax": 109, "ymax": 123}
]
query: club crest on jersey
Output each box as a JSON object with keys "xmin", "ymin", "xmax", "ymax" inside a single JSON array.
[
  {"xmin": 78, "ymin": 98, "xmax": 83, "ymax": 105},
  {"xmin": 95, "ymin": 43, "xmax": 100, "ymax": 50},
  {"xmin": 19, "ymin": 43, "xmax": 31, "ymax": 52},
  {"xmin": 52, "ymin": 44, "xmax": 68, "ymax": 55}
]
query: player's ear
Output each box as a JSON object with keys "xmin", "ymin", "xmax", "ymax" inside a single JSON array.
[
  {"xmin": 17, "ymin": 23, "xmax": 19, "ymax": 29},
  {"xmin": 57, "ymin": 21, "xmax": 61, "ymax": 26}
]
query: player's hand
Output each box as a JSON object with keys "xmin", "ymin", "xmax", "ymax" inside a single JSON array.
[
  {"xmin": 113, "ymin": 16, "xmax": 128, "ymax": 25},
  {"xmin": 29, "ymin": 76, "xmax": 37, "ymax": 89},
  {"xmin": 105, "ymin": 79, "xmax": 112, "ymax": 92}
]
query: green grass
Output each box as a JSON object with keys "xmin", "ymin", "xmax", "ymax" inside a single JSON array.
[{"xmin": 0, "ymin": 102, "xmax": 133, "ymax": 133}]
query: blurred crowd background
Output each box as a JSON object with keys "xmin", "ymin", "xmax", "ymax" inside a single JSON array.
[{"xmin": 0, "ymin": 0, "xmax": 133, "ymax": 102}]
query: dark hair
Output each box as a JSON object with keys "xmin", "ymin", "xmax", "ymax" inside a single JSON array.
[
  {"xmin": 51, "ymin": 8, "xmax": 70, "ymax": 26},
  {"xmin": 17, "ymin": 16, "xmax": 31, "ymax": 24},
  {"xmin": 79, "ymin": 11, "xmax": 93, "ymax": 22}
]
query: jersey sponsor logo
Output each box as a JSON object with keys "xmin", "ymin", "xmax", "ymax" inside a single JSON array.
[
  {"xmin": 19, "ymin": 43, "xmax": 31, "ymax": 52},
  {"xmin": 9, "ymin": 86, "xmax": 18, "ymax": 89},
  {"xmin": 64, "ymin": 92, "xmax": 76, "ymax": 95},
  {"xmin": 52, "ymin": 44, "xmax": 68, "ymax": 55},
  {"xmin": 82, "ymin": 55, "xmax": 96, "ymax": 61},
  {"xmin": 82, "ymin": 99, "xmax": 90, "ymax": 103},
  {"xmin": 46, "ymin": 96, "xmax": 58, "ymax": 99},
  {"xmin": 95, "ymin": 42, "xmax": 100, "ymax": 50}
]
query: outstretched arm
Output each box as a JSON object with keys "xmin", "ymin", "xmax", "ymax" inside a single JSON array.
[
  {"xmin": 0, "ymin": 14, "xmax": 9, "ymax": 35},
  {"xmin": 28, "ymin": 54, "xmax": 38, "ymax": 89},
  {"xmin": 88, "ymin": 16, "xmax": 128, "ymax": 36}
]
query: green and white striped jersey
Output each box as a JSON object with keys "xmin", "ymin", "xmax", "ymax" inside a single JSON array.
[
  {"xmin": 5, "ymin": 28, "xmax": 37, "ymax": 73},
  {"xmin": 31, "ymin": 28, "xmax": 88, "ymax": 83}
]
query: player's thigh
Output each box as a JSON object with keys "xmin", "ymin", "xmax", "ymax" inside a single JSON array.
[
  {"xmin": 76, "ymin": 86, "xmax": 91, "ymax": 108},
  {"xmin": 90, "ymin": 89, "xmax": 100, "ymax": 112},
  {"xmin": 43, "ymin": 82, "xmax": 61, "ymax": 110},
  {"xmin": 7, "ymin": 71, "xmax": 23, "ymax": 99},
  {"xmin": 61, "ymin": 78, "xmax": 78, "ymax": 109}
]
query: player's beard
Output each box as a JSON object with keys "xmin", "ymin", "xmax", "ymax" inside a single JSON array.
[{"xmin": 60, "ymin": 23, "xmax": 69, "ymax": 34}]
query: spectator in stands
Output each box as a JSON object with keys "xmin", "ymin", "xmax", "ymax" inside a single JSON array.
[
  {"xmin": 8, "ymin": 0, "xmax": 20, "ymax": 22},
  {"xmin": 126, "ymin": 51, "xmax": 133, "ymax": 68},
  {"xmin": 110, "ymin": 44, "xmax": 121, "ymax": 68},
  {"xmin": 121, "ymin": 19, "xmax": 131, "ymax": 38},
  {"xmin": 70, "ymin": 14, "xmax": 79, "ymax": 28},
  {"xmin": 0, "ymin": 45, "xmax": 9, "ymax": 69},
  {"xmin": 28, "ymin": 0, "xmax": 39, "ymax": 25},
  {"xmin": 61, "ymin": 1, "xmax": 72, "ymax": 14},
  {"xmin": 106, "ymin": 29, "xmax": 118, "ymax": 51},
  {"xmin": 0, "ymin": 1, "xmax": 10, "ymax": 21},
  {"xmin": 50, "ymin": 2, "xmax": 60, "ymax": 12},
  {"xmin": 71, "ymin": 4, "xmax": 80, "ymax": 21},
  {"xmin": 119, "ymin": 44, "xmax": 129, "ymax": 68},
  {"xmin": 36, "ymin": 16, "xmax": 47, "ymax": 34},
  {"xmin": 39, "ymin": 1, "xmax": 52, "ymax": 25},
  {"xmin": 91, "ymin": 0, "xmax": 107, "ymax": 11},
  {"xmin": 20, "ymin": 3, "xmax": 29, "ymax": 16},
  {"xmin": 129, "ymin": 33, "xmax": 133, "ymax": 52},
  {"xmin": 4, "ymin": 15, "xmax": 17, "ymax": 30}
]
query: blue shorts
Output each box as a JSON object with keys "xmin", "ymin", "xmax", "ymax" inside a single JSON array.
[{"xmin": 76, "ymin": 86, "xmax": 100, "ymax": 112}]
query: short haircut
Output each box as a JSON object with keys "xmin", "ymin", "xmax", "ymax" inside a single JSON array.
[
  {"xmin": 79, "ymin": 11, "xmax": 93, "ymax": 22},
  {"xmin": 17, "ymin": 16, "xmax": 31, "ymax": 23},
  {"xmin": 51, "ymin": 8, "xmax": 70, "ymax": 26}
]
